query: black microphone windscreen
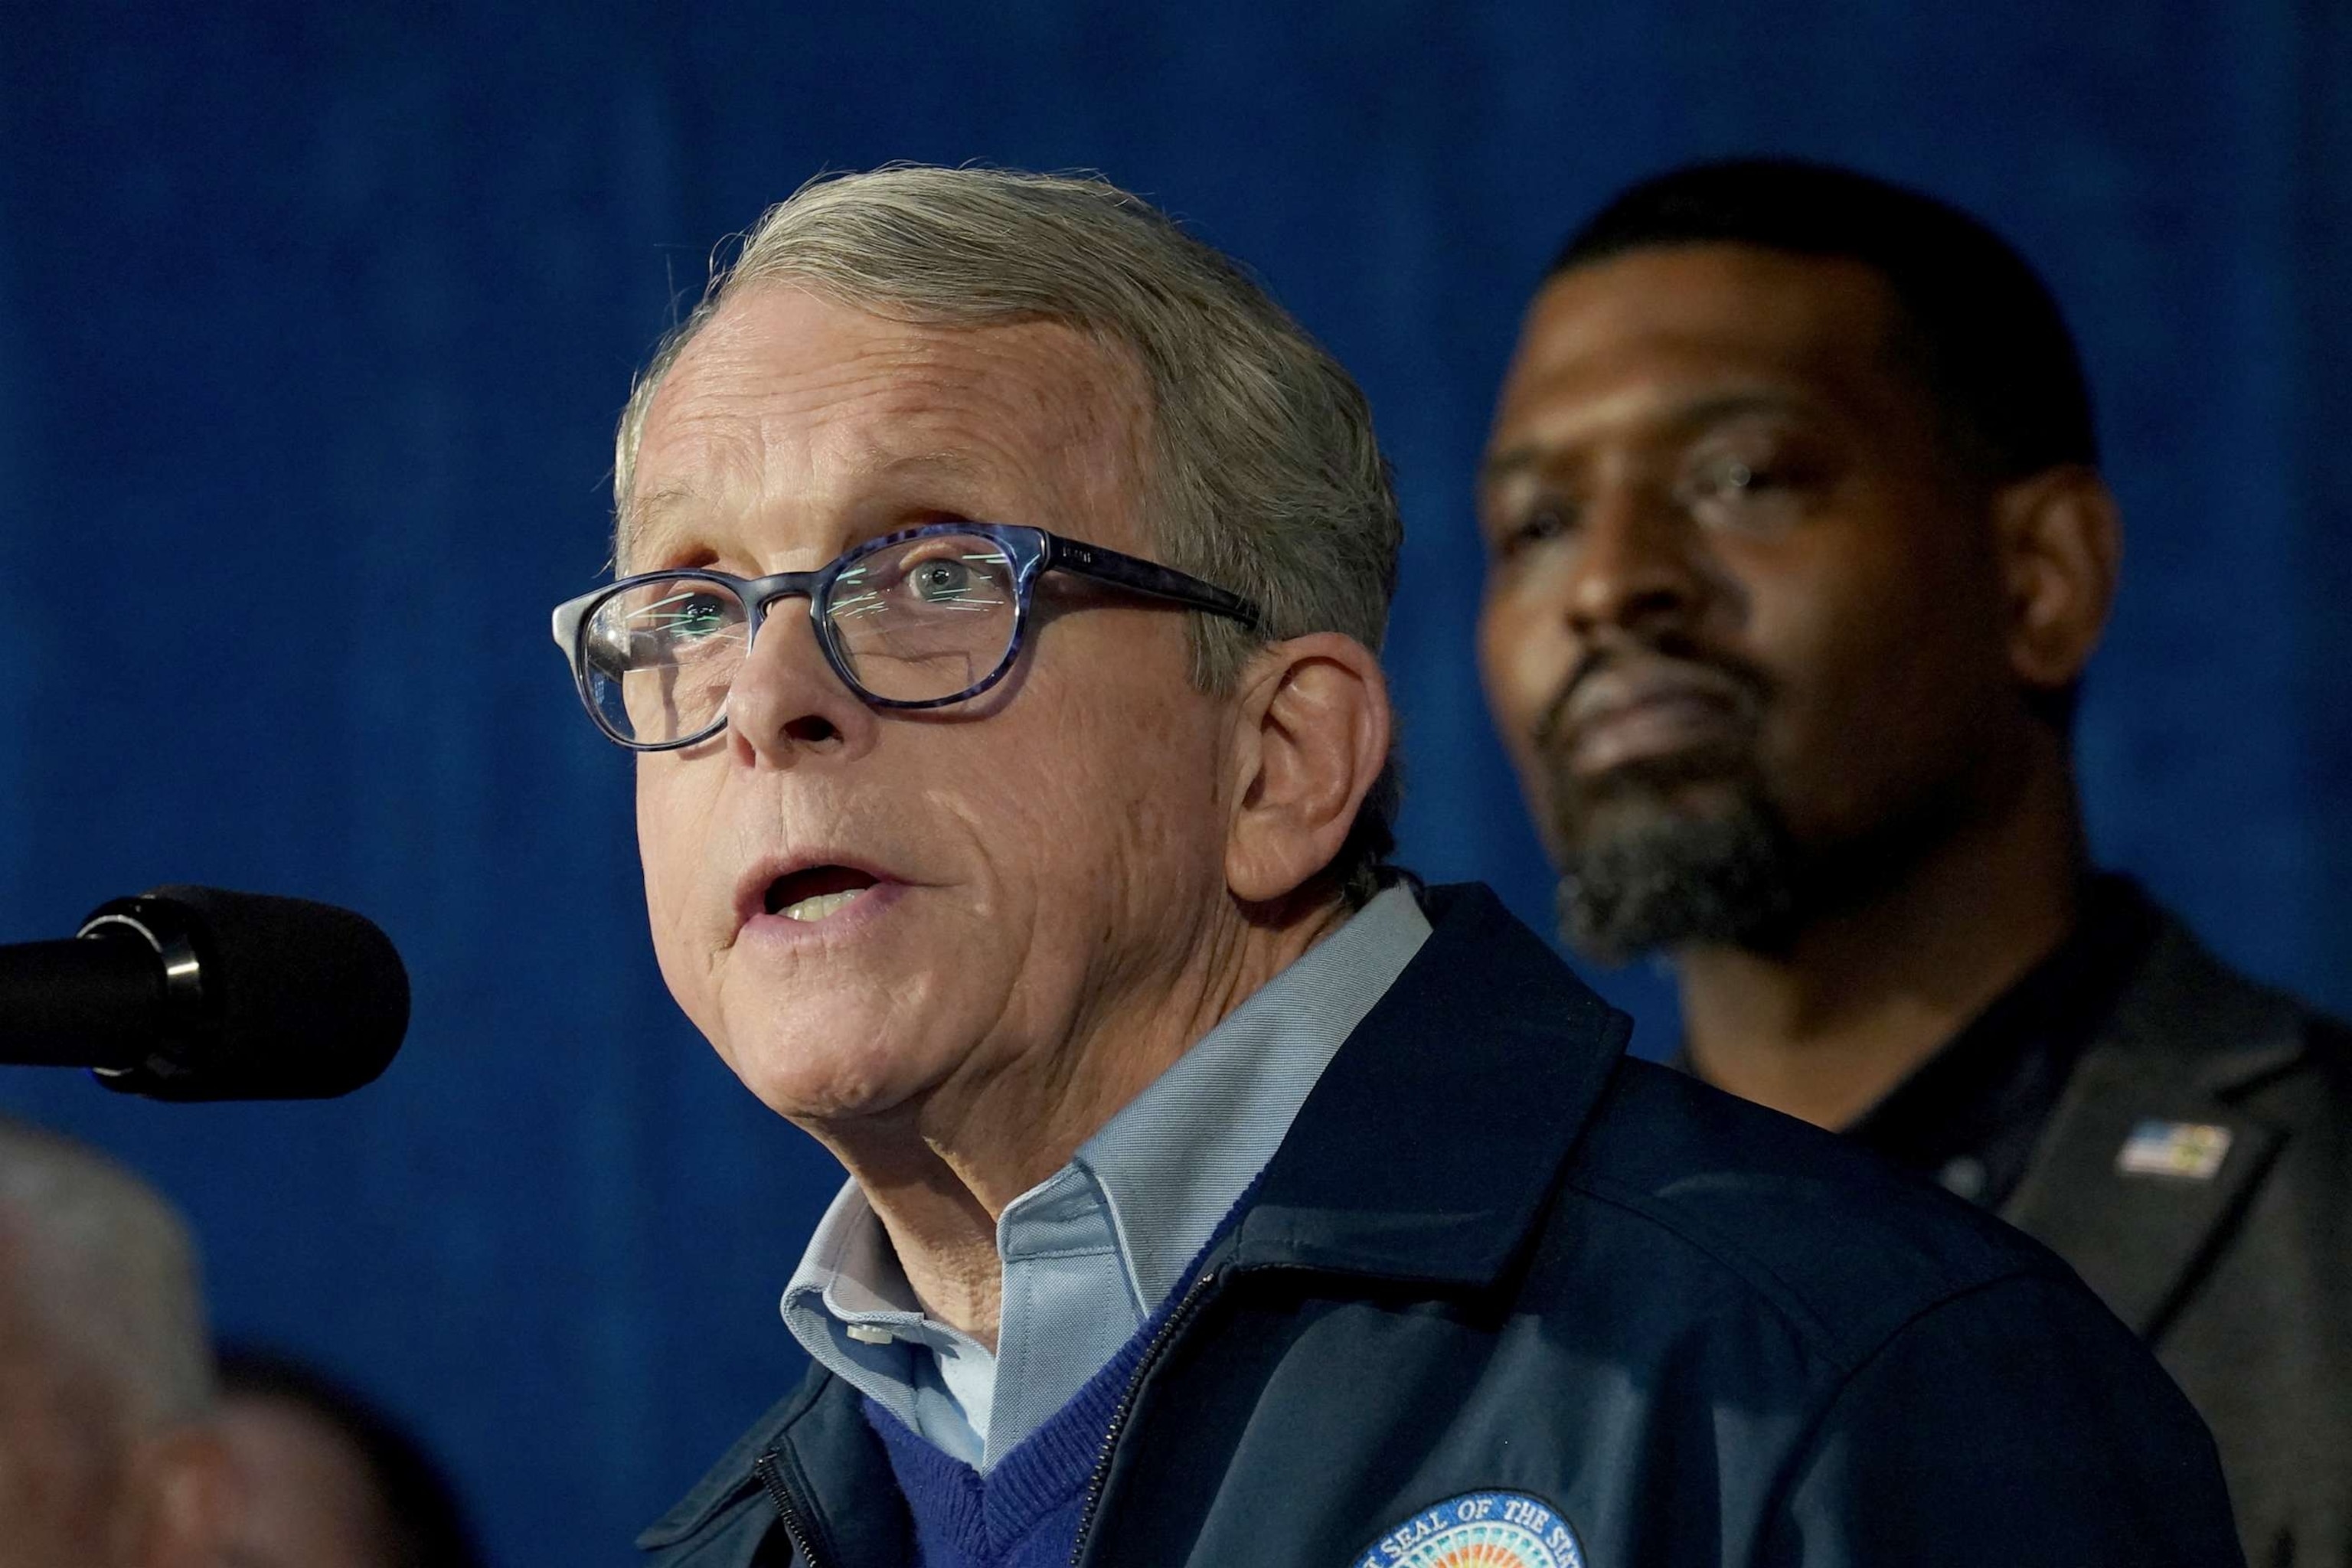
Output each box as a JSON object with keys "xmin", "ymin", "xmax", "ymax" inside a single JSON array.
[{"xmin": 118, "ymin": 886, "xmax": 410, "ymax": 1101}]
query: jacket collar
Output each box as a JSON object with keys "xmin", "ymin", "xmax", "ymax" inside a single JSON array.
[
  {"xmin": 2003, "ymin": 910, "xmax": 2308, "ymax": 1336},
  {"xmin": 637, "ymin": 1369, "xmax": 825, "ymax": 1553},
  {"xmin": 1233, "ymin": 882, "xmax": 1632, "ymax": 1287},
  {"xmin": 639, "ymin": 1367, "xmax": 913, "ymax": 1563},
  {"xmin": 2076, "ymin": 911, "xmax": 2308, "ymax": 1096}
]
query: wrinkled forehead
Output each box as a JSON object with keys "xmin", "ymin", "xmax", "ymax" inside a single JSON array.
[
  {"xmin": 618, "ymin": 288, "xmax": 1157, "ymax": 570},
  {"xmin": 1491, "ymin": 243, "xmax": 1922, "ymax": 447}
]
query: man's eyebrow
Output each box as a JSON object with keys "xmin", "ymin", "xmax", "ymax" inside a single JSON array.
[
  {"xmin": 614, "ymin": 485, "xmax": 701, "ymax": 568},
  {"xmin": 626, "ymin": 452, "xmax": 986, "ymax": 524},
  {"xmin": 1480, "ymin": 390, "xmax": 1813, "ymax": 488},
  {"xmin": 1658, "ymin": 389, "xmax": 1811, "ymax": 430},
  {"xmin": 614, "ymin": 452, "xmax": 998, "ymax": 567},
  {"xmin": 1479, "ymin": 446, "xmax": 1544, "ymax": 488}
]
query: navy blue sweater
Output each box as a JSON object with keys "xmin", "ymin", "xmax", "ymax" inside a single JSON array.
[
  {"xmin": 863, "ymin": 1326, "xmax": 1147, "ymax": 1568},
  {"xmin": 859, "ymin": 1194, "xmax": 1245, "ymax": 1568}
]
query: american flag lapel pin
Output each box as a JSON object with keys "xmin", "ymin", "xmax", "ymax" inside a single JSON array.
[{"xmin": 2115, "ymin": 1119, "xmax": 2233, "ymax": 1181}]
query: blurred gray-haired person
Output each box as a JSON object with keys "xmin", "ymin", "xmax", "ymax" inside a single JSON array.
[{"xmin": 0, "ymin": 1117, "xmax": 236, "ymax": 1567}]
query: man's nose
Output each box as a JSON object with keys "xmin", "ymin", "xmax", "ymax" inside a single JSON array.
[
  {"xmin": 722, "ymin": 604, "xmax": 874, "ymax": 766},
  {"xmin": 1563, "ymin": 485, "xmax": 1707, "ymax": 642}
]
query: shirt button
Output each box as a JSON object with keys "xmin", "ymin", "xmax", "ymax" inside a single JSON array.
[
  {"xmin": 844, "ymin": 1323, "xmax": 896, "ymax": 1345},
  {"xmin": 1938, "ymin": 1157, "xmax": 1988, "ymax": 1202}
]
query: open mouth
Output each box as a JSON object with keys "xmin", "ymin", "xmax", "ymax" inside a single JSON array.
[{"xmin": 763, "ymin": 865, "xmax": 880, "ymax": 923}]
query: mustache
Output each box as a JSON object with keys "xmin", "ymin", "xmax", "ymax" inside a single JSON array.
[{"xmin": 1530, "ymin": 632, "xmax": 1774, "ymax": 755}]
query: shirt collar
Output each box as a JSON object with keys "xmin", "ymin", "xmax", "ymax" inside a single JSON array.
[
  {"xmin": 1071, "ymin": 880, "xmax": 1431, "ymax": 1306},
  {"xmin": 776, "ymin": 881, "xmax": 1432, "ymax": 1439},
  {"xmin": 780, "ymin": 1181, "xmax": 992, "ymax": 1462},
  {"xmin": 1671, "ymin": 874, "xmax": 2167, "ymax": 1210},
  {"xmin": 1836, "ymin": 874, "xmax": 2162, "ymax": 1207}
]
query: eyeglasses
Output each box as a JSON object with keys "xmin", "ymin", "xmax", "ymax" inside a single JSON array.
[{"xmin": 550, "ymin": 521, "xmax": 1263, "ymax": 750}]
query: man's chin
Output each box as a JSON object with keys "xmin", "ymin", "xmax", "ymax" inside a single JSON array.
[
  {"xmin": 1553, "ymin": 768, "xmax": 1747, "ymax": 848},
  {"xmin": 1547, "ymin": 770, "xmax": 1800, "ymax": 965},
  {"xmin": 738, "ymin": 1065, "xmax": 928, "ymax": 1132},
  {"xmin": 710, "ymin": 1017, "xmax": 936, "ymax": 1129}
]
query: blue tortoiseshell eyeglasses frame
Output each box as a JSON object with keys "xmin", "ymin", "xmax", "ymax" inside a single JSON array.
[{"xmin": 549, "ymin": 521, "xmax": 1264, "ymax": 751}]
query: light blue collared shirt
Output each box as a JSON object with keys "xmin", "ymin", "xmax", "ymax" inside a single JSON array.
[{"xmin": 779, "ymin": 883, "xmax": 1432, "ymax": 1470}]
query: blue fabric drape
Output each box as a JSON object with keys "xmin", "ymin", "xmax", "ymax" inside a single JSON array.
[{"xmin": 2, "ymin": 5, "xmax": 2346, "ymax": 1563}]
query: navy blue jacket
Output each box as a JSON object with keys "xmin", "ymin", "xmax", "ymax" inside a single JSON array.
[{"xmin": 641, "ymin": 884, "xmax": 2243, "ymax": 1567}]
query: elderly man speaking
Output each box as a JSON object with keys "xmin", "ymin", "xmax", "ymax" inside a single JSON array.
[{"xmin": 554, "ymin": 167, "xmax": 2239, "ymax": 1568}]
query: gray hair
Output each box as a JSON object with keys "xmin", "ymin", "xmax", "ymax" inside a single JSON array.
[
  {"xmin": 614, "ymin": 166, "xmax": 1403, "ymax": 903},
  {"xmin": 0, "ymin": 1119, "xmax": 211, "ymax": 1433}
]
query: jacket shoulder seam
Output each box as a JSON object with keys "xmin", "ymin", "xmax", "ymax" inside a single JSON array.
[
  {"xmin": 1750, "ymin": 1271, "xmax": 2089, "ymax": 1534},
  {"xmin": 1561, "ymin": 1169, "xmax": 2050, "ymax": 1374}
]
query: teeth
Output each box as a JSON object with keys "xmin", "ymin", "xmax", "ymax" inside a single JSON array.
[{"xmin": 780, "ymin": 889, "xmax": 864, "ymax": 923}]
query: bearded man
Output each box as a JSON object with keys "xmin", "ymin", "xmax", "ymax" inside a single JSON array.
[{"xmin": 1479, "ymin": 158, "xmax": 2351, "ymax": 1561}]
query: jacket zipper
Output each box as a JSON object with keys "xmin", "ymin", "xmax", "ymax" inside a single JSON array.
[
  {"xmin": 1067, "ymin": 1265, "xmax": 1227, "ymax": 1568},
  {"xmin": 753, "ymin": 1449, "xmax": 830, "ymax": 1568}
]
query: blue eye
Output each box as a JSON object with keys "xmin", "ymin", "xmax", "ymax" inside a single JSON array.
[
  {"xmin": 910, "ymin": 560, "xmax": 975, "ymax": 602},
  {"xmin": 648, "ymin": 592, "xmax": 734, "ymax": 641}
]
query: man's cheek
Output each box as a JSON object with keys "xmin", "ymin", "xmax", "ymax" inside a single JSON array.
[
  {"xmin": 637, "ymin": 854, "xmax": 703, "ymax": 1021},
  {"xmin": 1484, "ymin": 598, "xmax": 1568, "ymax": 738},
  {"xmin": 1474, "ymin": 591, "xmax": 1527, "ymax": 690},
  {"xmin": 635, "ymin": 775, "xmax": 719, "ymax": 988},
  {"xmin": 634, "ymin": 812, "xmax": 687, "ymax": 939}
]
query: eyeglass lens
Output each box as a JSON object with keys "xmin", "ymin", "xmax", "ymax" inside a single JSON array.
[{"xmin": 581, "ymin": 531, "xmax": 1023, "ymax": 743}]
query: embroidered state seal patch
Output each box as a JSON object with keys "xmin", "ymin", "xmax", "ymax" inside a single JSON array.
[{"xmin": 1351, "ymin": 1489, "xmax": 1586, "ymax": 1568}]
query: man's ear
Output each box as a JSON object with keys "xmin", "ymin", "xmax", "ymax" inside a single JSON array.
[
  {"xmin": 1223, "ymin": 632, "xmax": 1392, "ymax": 906},
  {"xmin": 1993, "ymin": 465, "xmax": 2122, "ymax": 692}
]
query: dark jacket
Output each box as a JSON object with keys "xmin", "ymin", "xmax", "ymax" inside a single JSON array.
[
  {"xmin": 2003, "ymin": 910, "xmax": 2352, "ymax": 1565},
  {"xmin": 642, "ymin": 885, "xmax": 2243, "ymax": 1567}
]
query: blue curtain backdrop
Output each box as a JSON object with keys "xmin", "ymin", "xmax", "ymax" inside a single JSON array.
[{"xmin": 2, "ymin": 3, "xmax": 2347, "ymax": 1561}]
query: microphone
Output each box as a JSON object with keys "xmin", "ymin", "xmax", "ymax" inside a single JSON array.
[{"xmin": 0, "ymin": 886, "xmax": 410, "ymax": 1101}]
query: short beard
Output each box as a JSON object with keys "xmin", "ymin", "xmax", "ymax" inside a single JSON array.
[{"xmin": 1547, "ymin": 754, "xmax": 1802, "ymax": 966}]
